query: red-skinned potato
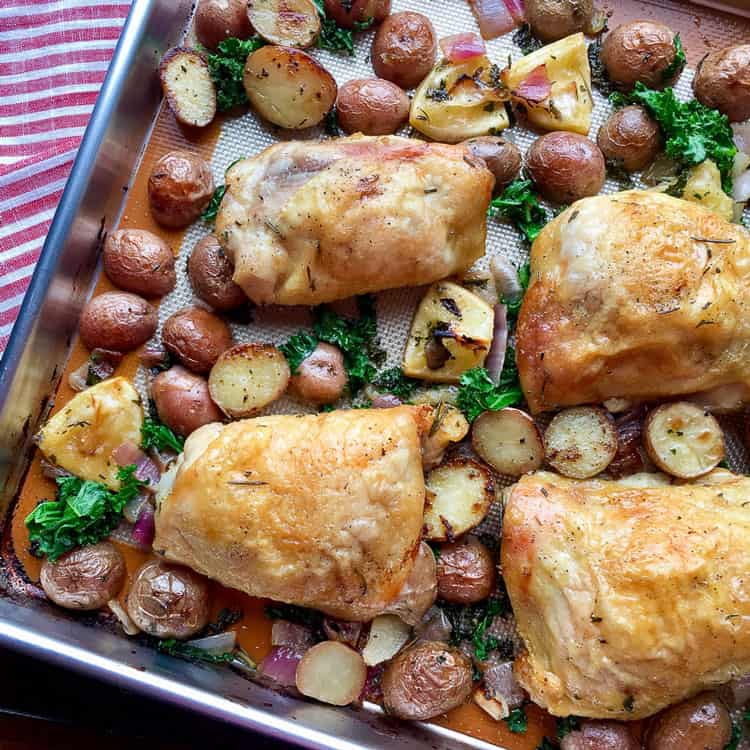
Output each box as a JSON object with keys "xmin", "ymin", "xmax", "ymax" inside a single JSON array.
[
  {"xmin": 80, "ymin": 292, "xmax": 158, "ymax": 352},
  {"xmin": 289, "ymin": 342, "xmax": 347, "ymax": 404},
  {"xmin": 371, "ymin": 12, "xmax": 436, "ymax": 90},
  {"xmin": 151, "ymin": 365, "xmax": 224, "ymax": 437},
  {"xmin": 336, "ymin": 78, "xmax": 409, "ymax": 135},
  {"xmin": 693, "ymin": 44, "xmax": 750, "ymax": 123},
  {"xmin": 526, "ymin": 132, "xmax": 606, "ymax": 204},
  {"xmin": 597, "ymin": 105, "xmax": 661, "ymax": 172},
  {"xmin": 247, "ymin": 0, "xmax": 320, "ymax": 48},
  {"xmin": 525, "ymin": 0, "xmax": 595, "ymax": 43},
  {"xmin": 159, "ymin": 48, "xmax": 216, "ymax": 128},
  {"xmin": 324, "ymin": 0, "xmax": 391, "ymax": 29},
  {"xmin": 463, "ymin": 137, "xmax": 522, "ymax": 192},
  {"xmin": 645, "ymin": 692, "xmax": 732, "ymax": 750},
  {"xmin": 148, "ymin": 150, "xmax": 214, "ymax": 228},
  {"xmin": 436, "ymin": 537, "xmax": 496, "ymax": 605},
  {"xmin": 187, "ymin": 235, "xmax": 247, "ymax": 311},
  {"xmin": 195, "ymin": 0, "xmax": 253, "ymax": 50},
  {"xmin": 561, "ymin": 720, "xmax": 640, "ymax": 750},
  {"xmin": 161, "ymin": 306, "xmax": 233, "ymax": 374},
  {"xmin": 103, "ymin": 229, "xmax": 176, "ymax": 298}
]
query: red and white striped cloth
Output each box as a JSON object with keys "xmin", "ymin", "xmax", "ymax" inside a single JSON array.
[{"xmin": 0, "ymin": 0, "xmax": 132, "ymax": 353}]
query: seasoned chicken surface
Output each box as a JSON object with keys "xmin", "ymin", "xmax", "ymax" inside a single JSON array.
[
  {"xmin": 516, "ymin": 191, "xmax": 750, "ymax": 413},
  {"xmin": 502, "ymin": 471, "xmax": 750, "ymax": 720},
  {"xmin": 154, "ymin": 407, "xmax": 431, "ymax": 621},
  {"xmin": 215, "ymin": 135, "xmax": 493, "ymax": 305}
]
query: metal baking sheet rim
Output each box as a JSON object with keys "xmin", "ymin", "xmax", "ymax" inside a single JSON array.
[{"xmin": 0, "ymin": 1, "xmax": 501, "ymax": 748}]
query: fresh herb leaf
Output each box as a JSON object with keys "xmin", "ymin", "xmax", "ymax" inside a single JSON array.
[
  {"xmin": 26, "ymin": 465, "xmax": 144, "ymax": 561},
  {"xmin": 587, "ymin": 36, "xmax": 613, "ymax": 96},
  {"xmin": 313, "ymin": 0, "xmax": 354, "ymax": 54},
  {"xmin": 457, "ymin": 353, "xmax": 523, "ymax": 422},
  {"xmin": 472, "ymin": 598, "xmax": 502, "ymax": 661},
  {"xmin": 203, "ymin": 608, "xmax": 243, "ymax": 636},
  {"xmin": 611, "ymin": 83, "xmax": 737, "ymax": 193},
  {"xmin": 725, "ymin": 721, "xmax": 742, "ymax": 750},
  {"xmin": 489, "ymin": 179, "xmax": 549, "ymax": 244},
  {"xmin": 505, "ymin": 706, "xmax": 528, "ymax": 734},
  {"xmin": 142, "ymin": 415, "xmax": 185, "ymax": 454},
  {"xmin": 557, "ymin": 716, "xmax": 581, "ymax": 740},
  {"xmin": 662, "ymin": 32, "xmax": 686, "ymax": 82},
  {"xmin": 279, "ymin": 330, "xmax": 318, "ymax": 373},
  {"xmin": 503, "ymin": 262, "xmax": 531, "ymax": 325},
  {"xmin": 324, "ymin": 105, "xmax": 341, "ymax": 137},
  {"xmin": 512, "ymin": 23, "xmax": 543, "ymax": 55},
  {"xmin": 373, "ymin": 367, "xmax": 419, "ymax": 400},
  {"xmin": 201, "ymin": 184, "xmax": 226, "ymax": 224},
  {"xmin": 353, "ymin": 17, "xmax": 374, "ymax": 32},
  {"xmin": 206, "ymin": 37, "xmax": 266, "ymax": 111},
  {"xmin": 156, "ymin": 638, "xmax": 235, "ymax": 665}
]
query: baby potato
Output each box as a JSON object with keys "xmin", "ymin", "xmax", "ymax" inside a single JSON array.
[
  {"xmin": 526, "ymin": 132, "xmax": 606, "ymax": 204},
  {"xmin": 336, "ymin": 78, "xmax": 409, "ymax": 135},
  {"xmin": 148, "ymin": 150, "xmax": 215, "ymax": 228},
  {"xmin": 187, "ymin": 235, "xmax": 247, "ymax": 311},
  {"xmin": 151, "ymin": 366, "xmax": 223, "ymax": 437},
  {"xmin": 597, "ymin": 105, "xmax": 662, "ymax": 173},
  {"xmin": 324, "ymin": 0, "xmax": 391, "ymax": 29},
  {"xmin": 693, "ymin": 44, "xmax": 750, "ymax": 123},
  {"xmin": 525, "ymin": 0, "xmax": 594, "ymax": 43},
  {"xmin": 244, "ymin": 45, "xmax": 336, "ymax": 129},
  {"xmin": 382, "ymin": 641, "xmax": 473, "ymax": 720},
  {"xmin": 371, "ymin": 12, "xmax": 436, "ymax": 90},
  {"xmin": 561, "ymin": 720, "xmax": 640, "ymax": 750},
  {"xmin": 436, "ymin": 536, "xmax": 496, "ymax": 605},
  {"xmin": 159, "ymin": 47, "xmax": 216, "ymax": 128},
  {"xmin": 247, "ymin": 0, "xmax": 320, "ymax": 49},
  {"xmin": 103, "ymin": 229, "xmax": 176, "ymax": 297},
  {"xmin": 126, "ymin": 559, "xmax": 211, "ymax": 639},
  {"xmin": 601, "ymin": 21, "xmax": 684, "ymax": 91},
  {"xmin": 80, "ymin": 291, "xmax": 157, "ymax": 352},
  {"xmin": 195, "ymin": 0, "xmax": 253, "ymax": 50},
  {"xmin": 463, "ymin": 137, "xmax": 521, "ymax": 192},
  {"xmin": 645, "ymin": 693, "xmax": 732, "ymax": 750},
  {"xmin": 162, "ymin": 306, "xmax": 233, "ymax": 374},
  {"xmin": 40, "ymin": 542, "xmax": 126, "ymax": 611},
  {"xmin": 289, "ymin": 342, "xmax": 347, "ymax": 405}
]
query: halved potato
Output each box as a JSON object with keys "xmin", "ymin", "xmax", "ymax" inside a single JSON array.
[
  {"xmin": 472, "ymin": 408, "xmax": 544, "ymax": 477},
  {"xmin": 208, "ymin": 343, "xmax": 290, "ymax": 418},
  {"xmin": 247, "ymin": 0, "xmax": 320, "ymax": 48},
  {"xmin": 159, "ymin": 47, "xmax": 217, "ymax": 128},
  {"xmin": 473, "ymin": 687, "xmax": 509, "ymax": 721},
  {"xmin": 243, "ymin": 45, "xmax": 337, "ymax": 129},
  {"xmin": 423, "ymin": 458, "xmax": 494, "ymax": 541},
  {"xmin": 644, "ymin": 402, "xmax": 725, "ymax": 479},
  {"xmin": 501, "ymin": 33, "xmax": 592, "ymax": 135},
  {"xmin": 362, "ymin": 614, "xmax": 411, "ymax": 667},
  {"xmin": 681, "ymin": 159, "xmax": 734, "ymax": 222},
  {"xmin": 403, "ymin": 281, "xmax": 494, "ymax": 383},
  {"xmin": 37, "ymin": 377, "xmax": 143, "ymax": 490},
  {"xmin": 296, "ymin": 641, "xmax": 367, "ymax": 706},
  {"xmin": 545, "ymin": 406, "xmax": 617, "ymax": 479},
  {"xmin": 410, "ymin": 54, "xmax": 510, "ymax": 143}
]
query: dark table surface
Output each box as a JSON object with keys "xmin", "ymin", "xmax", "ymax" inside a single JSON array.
[{"xmin": 0, "ymin": 646, "xmax": 296, "ymax": 749}]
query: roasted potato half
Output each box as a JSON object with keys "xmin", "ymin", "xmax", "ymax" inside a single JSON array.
[
  {"xmin": 296, "ymin": 641, "xmax": 367, "ymax": 706},
  {"xmin": 423, "ymin": 458, "xmax": 494, "ymax": 542},
  {"xmin": 403, "ymin": 281, "xmax": 494, "ymax": 383},
  {"xmin": 247, "ymin": 0, "xmax": 320, "ymax": 49},
  {"xmin": 472, "ymin": 408, "xmax": 544, "ymax": 476},
  {"xmin": 545, "ymin": 406, "xmax": 618, "ymax": 479},
  {"xmin": 159, "ymin": 47, "xmax": 217, "ymax": 128},
  {"xmin": 644, "ymin": 402, "xmax": 725, "ymax": 479},
  {"xmin": 243, "ymin": 45, "xmax": 336, "ymax": 129},
  {"xmin": 209, "ymin": 343, "xmax": 290, "ymax": 418},
  {"xmin": 362, "ymin": 614, "xmax": 411, "ymax": 667},
  {"xmin": 325, "ymin": 0, "xmax": 391, "ymax": 29}
]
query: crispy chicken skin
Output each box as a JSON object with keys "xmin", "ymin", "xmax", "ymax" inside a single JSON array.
[
  {"xmin": 215, "ymin": 135, "xmax": 493, "ymax": 305},
  {"xmin": 153, "ymin": 407, "xmax": 432, "ymax": 621},
  {"xmin": 502, "ymin": 471, "xmax": 750, "ymax": 720},
  {"xmin": 517, "ymin": 191, "xmax": 750, "ymax": 413}
]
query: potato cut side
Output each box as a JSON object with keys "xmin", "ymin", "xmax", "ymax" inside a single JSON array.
[
  {"xmin": 362, "ymin": 614, "xmax": 411, "ymax": 667},
  {"xmin": 296, "ymin": 641, "xmax": 367, "ymax": 706},
  {"xmin": 545, "ymin": 406, "xmax": 617, "ymax": 479},
  {"xmin": 208, "ymin": 343, "xmax": 290, "ymax": 418},
  {"xmin": 159, "ymin": 47, "xmax": 216, "ymax": 128},
  {"xmin": 410, "ymin": 54, "xmax": 509, "ymax": 143},
  {"xmin": 423, "ymin": 458, "xmax": 494, "ymax": 542},
  {"xmin": 644, "ymin": 402, "xmax": 725, "ymax": 479},
  {"xmin": 501, "ymin": 33, "xmax": 592, "ymax": 135},
  {"xmin": 473, "ymin": 687, "xmax": 509, "ymax": 721},
  {"xmin": 248, "ymin": 0, "xmax": 320, "ymax": 48},
  {"xmin": 403, "ymin": 281, "xmax": 495, "ymax": 383},
  {"xmin": 244, "ymin": 45, "xmax": 336, "ymax": 129},
  {"xmin": 472, "ymin": 408, "xmax": 544, "ymax": 477}
]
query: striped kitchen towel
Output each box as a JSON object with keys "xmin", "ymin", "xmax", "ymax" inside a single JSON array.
[{"xmin": 0, "ymin": 0, "xmax": 132, "ymax": 353}]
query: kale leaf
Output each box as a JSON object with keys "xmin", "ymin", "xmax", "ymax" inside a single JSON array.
[
  {"xmin": 200, "ymin": 184, "xmax": 226, "ymax": 224},
  {"xmin": 611, "ymin": 83, "xmax": 737, "ymax": 193},
  {"xmin": 456, "ymin": 348, "xmax": 523, "ymax": 422},
  {"xmin": 557, "ymin": 716, "xmax": 581, "ymax": 740},
  {"xmin": 725, "ymin": 721, "xmax": 742, "ymax": 750},
  {"xmin": 313, "ymin": 0, "xmax": 373, "ymax": 55},
  {"xmin": 373, "ymin": 367, "xmax": 419, "ymax": 400},
  {"xmin": 505, "ymin": 706, "xmax": 528, "ymax": 734},
  {"xmin": 489, "ymin": 179, "xmax": 549, "ymax": 244},
  {"xmin": 662, "ymin": 33, "xmax": 686, "ymax": 83},
  {"xmin": 142, "ymin": 413, "xmax": 185, "ymax": 454},
  {"xmin": 156, "ymin": 638, "xmax": 235, "ymax": 665},
  {"xmin": 26, "ymin": 465, "xmax": 144, "ymax": 561},
  {"xmin": 279, "ymin": 330, "xmax": 318, "ymax": 374},
  {"xmin": 206, "ymin": 37, "xmax": 265, "ymax": 111}
]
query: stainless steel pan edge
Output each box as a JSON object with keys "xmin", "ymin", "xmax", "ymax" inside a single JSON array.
[{"xmin": 0, "ymin": 2, "xmax": 503, "ymax": 748}]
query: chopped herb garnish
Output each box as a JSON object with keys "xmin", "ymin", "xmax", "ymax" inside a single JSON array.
[
  {"xmin": 457, "ymin": 348, "xmax": 523, "ymax": 422},
  {"xmin": 324, "ymin": 105, "xmax": 341, "ymax": 137},
  {"xmin": 142, "ymin": 411, "xmax": 185, "ymax": 454},
  {"xmin": 426, "ymin": 79, "xmax": 450, "ymax": 102},
  {"xmin": 206, "ymin": 37, "xmax": 266, "ymax": 111},
  {"xmin": 725, "ymin": 721, "xmax": 742, "ymax": 750},
  {"xmin": 662, "ymin": 33, "xmax": 686, "ymax": 82},
  {"xmin": 489, "ymin": 179, "xmax": 549, "ymax": 244},
  {"xmin": 201, "ymin": 184, "xmax": 226, "ymax": 224},
  {"xmin": 373, "ymin": 367, "xmax": 419, "ymax": 400},
  {"xmin": 512, "ymin": 23, "xmax": 543, "ymax": 56},
  {"xmin": 279, "ymin": 330, "xmax": 318, "ymax": 374},
  {"xmin": 26, "ymin": 465, "xmax": 144, "ymax": 561},
  {"xmin": 587, "ymin": 36, "xmax": 613, "ymax": 96},
  {"xmin": 505, "ymin": 706, "xmax": 528, "ymax": 734}
]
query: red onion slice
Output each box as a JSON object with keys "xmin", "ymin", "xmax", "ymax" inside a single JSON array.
[
  {"xmin": 112, "ymin": 441, "xmax": 161, "ymax": 489},
  {"xmin": 68, "ymin": 361, "xmax": 90, "ymax": 392},
  {"xmin": 485, "ymin": 304, "xmax": 508, "ymax": 385},
  {"xmin": 132, "ymin": 503, "xmax": 155, "ymax": 548},
  {"xmin": 503, "ymin": 0, "xmax": 525, "ymax": 22},
  {"xmin": 323, "ymin": 619, "xmax": 363, "ymax": 648},
  {"xmin": 360, "ymin": 664, "xmax": 384, "ymax": 703},
  {"xmin": 483, "ymin": 659, "xmax": 525, "ymax": 709},
  {"xmin": 440, "ymin": 32, "xmax": 486, "ymax": 63},
  {"xmin": 259, "ymin": 646, "xmax": 304, "ymax": 687},
  {"xmin": 272, "ymin": 620, "xmax": 315, "ymax": 651},
  {"xmin": 468, "ymin": 0, "xmax": 516, "ymax": 39},
  {"xmin": 513, "ymin": 64, "xmax": 552, "ymax": 103}
]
